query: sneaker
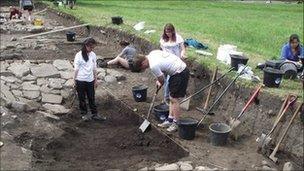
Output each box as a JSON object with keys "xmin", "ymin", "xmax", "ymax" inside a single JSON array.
[
  {"xmin": 166, "ymin": 122, "xmax": 178, "ymax": 132},
  {"xmin": 92, "ymin": 114, "xmax": 107, "ymax": 121},
  {"xmin": 157, "ymin": 120, "xmax": 173, "ymax": 128},
  {"xmin": 81, "ymin": 113, "xmax": 93, "ymax": 121}
]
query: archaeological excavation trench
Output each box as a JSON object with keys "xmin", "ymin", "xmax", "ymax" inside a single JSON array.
[{"xmin": 1, "ymin": 1, "xmax": 303, "ymax": 170}]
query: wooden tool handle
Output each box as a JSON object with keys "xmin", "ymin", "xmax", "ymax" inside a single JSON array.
[
  {"xmin": 270, "ymin": 103, "xmax": 302, "ymax": 161},
  {"xmin": 203, "ymin": 67, "xmax": 218, "ymax": 109}
]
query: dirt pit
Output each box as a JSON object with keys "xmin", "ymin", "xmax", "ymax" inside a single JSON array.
[{"xmin": 18, "ymin": 95, "xmax": 187, "ymax": 170}]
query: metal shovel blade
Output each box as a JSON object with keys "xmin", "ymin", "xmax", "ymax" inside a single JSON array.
[
  {"xmin": 139, "ymin": 119, "xmax": 150, "ymax": 133},
  {"xmin": 229, "ymin": 117, "xmax": 241, "ymax": 130},
  {"xmin": 180, "ymin": 97, "xmax": 190, "ymax": 111},
  {"xmin": 257, "ymin": 133, "xmax": 272, "ymax": 149}
]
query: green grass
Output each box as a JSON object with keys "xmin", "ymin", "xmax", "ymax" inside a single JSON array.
[{"xmin": 44, "ymin": 0, "xmax": 303, "ymax": 98}]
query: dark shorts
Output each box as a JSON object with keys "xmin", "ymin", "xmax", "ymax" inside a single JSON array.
[
  {"xmin": 23, "ymin": 5, "xmax": 33, "ymax": 11},
  {"xmin": 169, "ymin": 68, "xmax": 190, "ymax": 98}
]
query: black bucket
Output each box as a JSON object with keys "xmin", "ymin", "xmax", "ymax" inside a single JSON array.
[
  {"xmin": 263, "ymin": 67, "xmax": 284, "ymax": 88},
  {"xmin": 177, "ymin": 118, "xmax": 198, "ymax": 140},
  {"xmin": 280, "ymin": 62, "xmax": 297, "ymax": 79},
  {"xmin": 209, "ymin": 123, "xmax": 231, "ymax": 146},
  {"xmin": 132, "ymin": 85, "xmax": 148, "ymax": 102},
  {"xmin": 153, "ymin": 103, "xmax": 169, "ymax": 122},
  {"xmin": 66, "ymin": 31, "xmax": 76, "ymax": 42},
  {"xmin": 111, "ymin": 16, "xmax": 123, "ymax": 25},
  {"xmin": 265, "ymin": 59, "xmax": 284, "ymax": 69},
  {"xmin": 230, "ymin": 54, "xmax": 249, "ymax": 70}
]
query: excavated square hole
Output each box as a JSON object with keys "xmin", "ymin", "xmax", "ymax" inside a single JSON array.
[{"xmin": 30, "ymin": 93, "xmax": 188, "ymax": 170}]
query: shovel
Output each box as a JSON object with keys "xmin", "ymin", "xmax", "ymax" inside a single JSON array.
[
  {"xmin": 256, "ymin": 95, "xmax": 297, "ymax": 152},
  {"xmin": 229, "ymin": 84, "xmax": 263, "ymax": 129},
  {"xmin": 269, "ymin": 103, "xmax": 302, "ymax": 163},
  {"xmin": 139, "ymin": 86, "xmax": 161, "ymax": 133},
  {"xmin": 196, "ymin": 66, "xmax": 248, "ymax": 121}
]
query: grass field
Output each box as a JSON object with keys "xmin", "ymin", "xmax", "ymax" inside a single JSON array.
[{"xmin": 46, "ymin": 0, "xmax": 303, "ymax": 98}]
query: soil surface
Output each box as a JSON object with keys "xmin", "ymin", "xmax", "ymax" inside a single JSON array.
[
  {"xmin": 29, "ymin": 96, "xmax": 186, "ymax": 170},
  {"xmin": 0, "ymin": 2, "xmax": 303, "ymax": 170}
]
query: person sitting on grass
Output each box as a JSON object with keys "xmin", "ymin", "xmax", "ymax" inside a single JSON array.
[
  {"xmin": 98, "ymin": 40, "xmax": 138, "ymax": 72},
  {"xmin": 281, "ymin": 34, "xmax": 304, "ymax": 66},
  {"xmin": 132, "ymin": 50, "xmax": 190, "ymax": 132},
  {"xmin": 160, "ymin": 23, "xmax": 186, "ymax": 105},
  {"xmin": 73, "ymin": 37, "xmax": 107, "ymax": 122}
]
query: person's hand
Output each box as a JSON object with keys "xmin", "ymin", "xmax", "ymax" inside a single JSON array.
[{"xmin": 156, "ymin": 80, "xmax": 162, "ymax": 89}]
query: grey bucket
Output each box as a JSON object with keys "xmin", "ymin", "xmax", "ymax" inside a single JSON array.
[
  {"xmin": 280, "ymin": 62, "xmax": 297, "ymax": 79},
  {"xmin": 209, "ymin": 123, "xmax": 231, "ymax": 146}
]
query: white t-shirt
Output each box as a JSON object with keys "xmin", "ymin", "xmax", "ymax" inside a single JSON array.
[
  {"xmin": 74, "ymin": 51, "xmax": 97, "ymax": 82},
  {"xmin": 147, "ymin": 50, "xmax": 186, "ymax": 77},
  {"xmin": 160, "ymin": 33, "xmax": 184, "ymax": 58}
]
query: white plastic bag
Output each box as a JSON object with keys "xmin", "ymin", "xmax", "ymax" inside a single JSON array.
[{"xmin": 133, "ymin": 21, "xmax": 145, "ymax": 31}]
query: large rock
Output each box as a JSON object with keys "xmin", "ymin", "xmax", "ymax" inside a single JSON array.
[
  {"xmin": 12, "ymin": 90, "xmax": 22, "ymax": 97},
  {"xmin": 40, "ymin": 85, "xmax": 60, "ymax": 95},
  {"xmin": 22, "ymin": 82, "xmax": 40, "ymax": 91},
  {"xmin": 178, "ymin": 161, "xmax": 193, "ymax": 171},
  {"xmin": 8, "ymin": 63, "xmax": 30, "ymax": 78},
  {"xmin": 48, "ymin": 78, "xmax": 66, "ymax": 89},
  {"xmin": 283, "ymin": 162, "xmax": 294, "ymax": 171},
  {"xmin": 60, "ymin": 71, "xmax": 74, "ymax": 79},
  {"xmin": 37, "ymin": 78, "xmax": 47, "ymax": 86},
  {"xmin": 53, "ymin": 59, "xmax": 73, "ymax": 71},
  {"xmin": 23, "ymin": 90, "xmax": 40, "ymax": 100},
  {"xmin": 36, "ymin": 111, "xmax": 59, "ymax": 120},
  {"xmin": 42, "ymin": 103, "xmax": 69, "ymax": 114},
  {"xmin": 41, "ymin": 93, "xmax": 62, "ymax": 104},
  {"xmin": 30, "ymin": 63, "xmax": 60, "ymax": 78},
  {"xmin": 10, "ymin": 101, "xmax": 27, "ymax": 112},
  {"xmin": 24, "ymin": 100, "xmax": 40, "ymax": 112},
  {"xmin": 1, "ymin": 83, "xmax": 15, "ymax": 102},
  {"xmin": 155, "ymin": 164, "xmax": 179, "ymax": 171},
  {"xmin": 63, "ymin": 79, "xmax": 74, "ymax": 88},
  {"xmin": 21, "ymin": 74, "xmax": 37, "ymax": 81},
  {"xmin": 1, "ymin": 76, "xmax": 19, "ymax": 83},
  {"xmin": 61, "ymin": 88, "xmax": 74, "ymax": 99}
]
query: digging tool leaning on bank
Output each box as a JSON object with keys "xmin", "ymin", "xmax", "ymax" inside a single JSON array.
[
  {"xmin": 73, "ymin": 37, "xmax": 107, "ymax": 122},
  {"xmin": 133, "ymin": 50, "xmax": 190, "ymax": 132}
]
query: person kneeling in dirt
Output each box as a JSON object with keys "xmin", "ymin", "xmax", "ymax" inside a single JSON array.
[
  {"xmin": 133, "ymin": 50, "xmax": 190, "ymax": 132},
  {"xmin": 98, "ymin": 40, "xmax": 139, "ymax": 72},
  {"xmin": 73, "ymin": 37, "xmax": 107, "ymax": 122}
]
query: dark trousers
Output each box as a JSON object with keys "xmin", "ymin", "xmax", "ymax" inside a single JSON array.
[{"xmin": 76, "ymin": 80, "xmax": 97, "ymax": 115}]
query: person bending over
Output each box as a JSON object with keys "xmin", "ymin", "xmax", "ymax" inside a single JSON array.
[
  {"xmin": 133, "ymin": 50, "xmax": 190, "ymax": 132},
  {"xmin": 160, "ymin": 23, "xmax": 186, "ymax": 104},
  {"xmin": 73, "ymin": 37, "xmax": 106, "ymax": 121}
]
